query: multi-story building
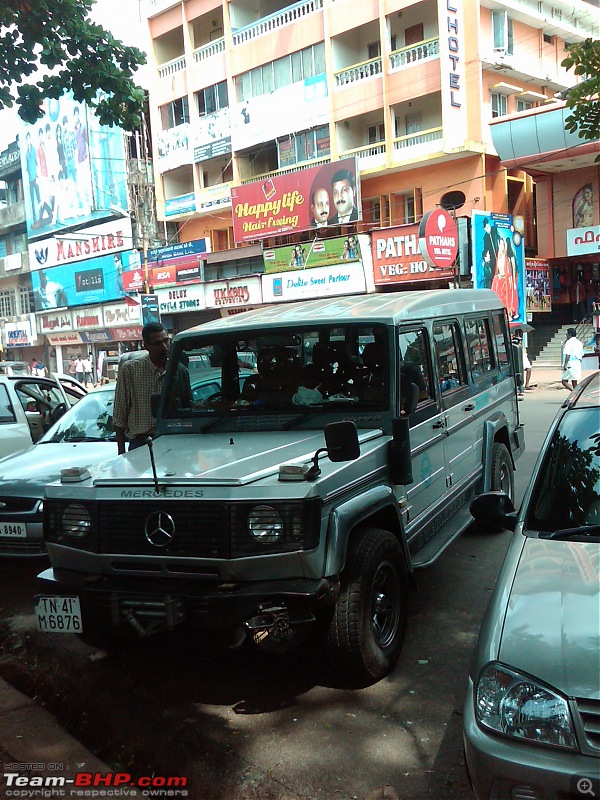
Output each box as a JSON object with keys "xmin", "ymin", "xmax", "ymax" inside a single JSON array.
[{"xmin": 143, "ymin": 0, "xmax": 598, "ymax": 331}]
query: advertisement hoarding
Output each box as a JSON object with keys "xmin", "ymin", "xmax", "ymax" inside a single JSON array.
[
  {"xmin": 205, "ymin": 277, "xmax": 262, "ymax": 309},
  {"xmin": 30, "ymin": 251, "xmax": 135, "ymax": 311},
  {"xmin": 28, "ymin": 217, "xmax": 133, "ymax": 271},
  {"xmin": 263, "ymin": 235, "xmax": 361, "ymax": 273},
  {"xmin": 19, "ymin": 91, "xmax": 128, "ymax": 240},
  {"xmin": 371, "ymin": 225, "xmax": 455, "ymax": 285},
  {"xmin": 192, "ymin": 109, "xmax": 232, "ymax": 163},
  {"xmin": 471, "ymin": 211, "xmax": 526, "ymax": 323},
  {"xmin": 231, "ymin": 157, "xmax": 360, "ymax": 244}
]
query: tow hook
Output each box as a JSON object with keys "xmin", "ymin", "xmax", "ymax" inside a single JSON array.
[{"xmin": 245, "ymin": 604, "xmax": 315, "ymax": 648}]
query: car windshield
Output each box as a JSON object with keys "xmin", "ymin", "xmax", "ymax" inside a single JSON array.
[
  {"xmin": 527, "ymin": 407, "xmax": 600, "ymax": 533},
  {"xmin": 40, "ymin": 388, "xmax": 116, "ymax": 443},
  {"xmin": 162, "ymin": 323, "xmax": 389, "ymax": 427}
]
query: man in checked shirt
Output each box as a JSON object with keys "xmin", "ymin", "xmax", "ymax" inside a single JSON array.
[{"xmin": 113, "ymin": 322, "xmax": 177, "ymax": 454}]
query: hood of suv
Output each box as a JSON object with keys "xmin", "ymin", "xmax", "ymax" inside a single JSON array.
[
  {"xmin": 498, "ymin": 537, "xmax": 600, "ymax": 698},
  {"xmin": 89, "ymin": 430, "xmax": 382, "ymax": 487}
]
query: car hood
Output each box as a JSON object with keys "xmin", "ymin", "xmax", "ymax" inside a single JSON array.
[
  {"xmin": 0, "ymin": 442, "xmax": 118, "ymax": 495},
  {"xmin": 499, "ymin": 537, "xmax": 600, "ymax": 698},
  {"xmin": 89, "ymin": 430, "xmax": 382, "ymax": 487}
]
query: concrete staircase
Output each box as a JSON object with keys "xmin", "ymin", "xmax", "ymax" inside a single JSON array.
[{"xmin": 530, "ymin": 321, "xmax": 594, "ymax": 368}]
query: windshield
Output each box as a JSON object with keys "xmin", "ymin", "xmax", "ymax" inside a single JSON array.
[
  {"xmin": 162, "ymin": 323, "xmax": 389, "ymax": 426},
  {"xmin": 40, "ymin": 388, "xmax": 116, "ymax": 443},
  {"xmin": 527, "ymin": 408, "xmax": 600, "ymax": 532}
]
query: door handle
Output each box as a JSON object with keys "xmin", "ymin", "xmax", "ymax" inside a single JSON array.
[
  {"xmin": 464, "ymin": 404, "xmax": 475, "ymax": 411},
  {"xmin": 432, "ymin": 418, "xmax": 446, "ymax": 429}
]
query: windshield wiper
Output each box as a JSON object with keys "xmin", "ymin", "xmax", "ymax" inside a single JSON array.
[{"xmin": 539, "ymin": 524, "xmax": 600, "ymax": 541}]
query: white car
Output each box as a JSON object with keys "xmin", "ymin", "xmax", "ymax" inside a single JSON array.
[{"xmin": 0, "ymin": 374, "xmax": 84, "ymax": 460}]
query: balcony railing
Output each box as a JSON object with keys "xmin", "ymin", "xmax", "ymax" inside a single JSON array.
[
  {"xmin": 193, "ymin": 38, "xmax": 225, "ymax": 63},
  {"xmin": 335, "ymin": 57, "xmax": 382, "ymax": 87},
  {"xmin": 232, "ymin": 0, "xmax": 324, "ymax": 46},
  {"xmin": 390, "ymin": 38, "xmax": 440, "ymax": 70},
  {"xmin": 158, "ymin": 55, "xmax": 186, "ymax": 78},
  {"xmin": 393, "ymin": 126, "xmax": 443, "ymax": 150},
  {"xmin": 340, "ymin": 142, "xmax": 386, "ymax": 160},
  {"xmin": 240, "ymin": 155, "xmax": 331, "ymax": 185}
]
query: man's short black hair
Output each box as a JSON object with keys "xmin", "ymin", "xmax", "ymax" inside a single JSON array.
[
  {"xmin": 142, "ymin": 321, "xmax": 167, "ymax": 344},
  {"xmin": 567, "ymin": 327, "xmax": 577, "ymax": 337},
  {"xmin": 331, "ymin": 169, "xmax": 355, "ymax": 189}
]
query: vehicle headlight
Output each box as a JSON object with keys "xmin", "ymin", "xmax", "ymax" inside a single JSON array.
[
  {"xmin": 475, "ymin": 663, "xmax": 577, "ymax": 749},
  {"xmin": 247, "ymin": 505, "xmax": 283, "ymax": 543},
  {"xmin": 61, "ymin": 503, "xmax": 92, "ymax": 539}
]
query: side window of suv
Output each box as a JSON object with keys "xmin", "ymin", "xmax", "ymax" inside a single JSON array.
[
  {"xmin": 433, "ymin": 321, "xmax": 468, "ymax": 394},
  {"xmin": 398, "ymin": 327, "xmax": 434, "ymax": 406},
  {"xmin": 465, "ymin": 316, "xmax": 494, "ymax": 381},
  {"xmin": 491, "ymin": 312, "xmax": 510, "ymax": 378}
]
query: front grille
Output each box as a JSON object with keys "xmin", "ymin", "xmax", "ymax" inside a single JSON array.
[
  {"xmin": 98, "ymin": 502, "xmax": 229, "ymax": 558},
  {"xmin": 576, "ymin": 697, "xmax": 600, "ymax": 753},
  {"xmin": 0, "ymin": 539, "xmax": 45, "ymax": 555},
  {"xmin": 0, "ymin": 496, "xmax": 40, "ymax": 513}
]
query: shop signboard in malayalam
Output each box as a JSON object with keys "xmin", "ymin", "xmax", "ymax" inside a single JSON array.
[
  {"xmin": 371, "ymin": 224, "xmax": 455, "ymax": 286},
  {"xmin": 231, "ymin": 157, "xmax": 360, "ymax": 243},
  {"xmin": 46, "ymin": 331, "xmax": 84, "ymax": 345},
  {"xmin": 72, "ymin": 305, "xmax": 104, "ymax": 330},
  {"xmin": 28, "ymin": 217, "xmax": 134, "ymax": 271},
  {"xmin": 205, "ymin": 277, "xmax": 262, "ymax": 309},
  {"xmin": 566, "ymin": 226, "xmax": 600, "ymax": 256}
]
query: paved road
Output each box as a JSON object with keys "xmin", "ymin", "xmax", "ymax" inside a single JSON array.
[{"xmin": 0, "ymin": 388, "xmax": 568, "ymax": 800}]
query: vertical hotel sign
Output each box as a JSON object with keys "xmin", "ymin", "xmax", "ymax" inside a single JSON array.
[{"xmin": 438, "ymin": 0, "xmax": 467, "ymax": 150}]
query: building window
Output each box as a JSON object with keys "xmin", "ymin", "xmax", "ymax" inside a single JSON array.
[
  {"xmin": 0, "ymin": 289, "xmax": 16, "ymax": 318},
  {"xmin": 516, "ymin": 99, "xmax": 533, "ymax": 113},
  {"xmin": 196, "ymin": 81, "xmax": 228, "ymax": 116},
  {"xmin": 405, "ymin": 23, "xmax": 424, "ymax": 47},
  {"xmin": 368, "ymin": 123, "xmax": 385, "ymax": 144},
  {"xmin": 368, "ymin": 41, "xmax": 381, "ymax": 59},
  {"xmin": 543, "ymin": 33, "xmax": 554, "ymax": 44},
  {"xmin": 160, "ymin": 96, "xmax": 189, "ymax": 130},
  {"xmin": 404, "ymin": 112, "xmax": 423, "ymax": 136},
  {"xmin": 490, "ymin": 92, "xmax": 508, "ymax": 118},
  {"xmin": 19, "ymin": 286, "xmax": 34, "ymax": 315},
  {"xmin": 492, "ymin": 11, "xmax": 514, "ymax": 54},
  {"xmin": 277, "ymin": 125, "xmax": 330, "ymax": 168},
  {"xmin": 237, "ymin": 43, "xmax": 325, "ymax": 101}
]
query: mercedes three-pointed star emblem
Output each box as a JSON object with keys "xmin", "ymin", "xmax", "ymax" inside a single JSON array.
[{"xmin": 144, "ymin": 511, "xmax": 176, "ymax": 547}]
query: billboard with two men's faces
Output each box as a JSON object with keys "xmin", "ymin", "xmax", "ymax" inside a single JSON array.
[
  {"xmin": 19, "ymin": 92, "xmax": 128, "ymax": 240},
  {"xmin": 231, "ymin": 157, "xmax": 361, "ymax": 244},
  {"xmin": 471, "ymin": 211, "xmax": 526, "ymax": 325}
]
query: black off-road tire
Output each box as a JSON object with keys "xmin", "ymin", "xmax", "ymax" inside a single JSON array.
[
  {"xmin": 490, "ymin": 442, "xmax": 514, "ymax": 501},
  {"xmin": 327, "ymin": 528, "xmax": 409, "ymax": 683}
]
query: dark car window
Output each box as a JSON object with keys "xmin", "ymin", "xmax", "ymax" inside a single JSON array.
[
  {"xmin": 528, "ymin": 408, "xmax": 600, "ymax": 531},
  {"xmin": 41, "ymin": 389, "xmax": 116, "ymax": 443},
  {"xmin": 0, "ymin": 385, "xmax": 16, "ymax": 423}
]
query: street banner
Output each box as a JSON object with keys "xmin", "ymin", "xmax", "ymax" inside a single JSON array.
[
  {"xmin": 525, "ymin": 258, "xmax": 551, "ymax": 313},
  {"xmin": 231, "ymin": 157, "xmax": 360, "ymax": 243}
]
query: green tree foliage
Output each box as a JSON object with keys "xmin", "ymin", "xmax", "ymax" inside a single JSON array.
[
  {"xmin": 561, "ymin": 38, "xmax": 600, "ymax": 151},
  {"xmin": 0, "ymin": 0, "xmax": 147, "ymax": 130}
]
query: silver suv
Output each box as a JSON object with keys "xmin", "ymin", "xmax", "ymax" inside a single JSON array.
[{"xmin": 37, "ymin": 290, "xmax": 523, "ymax": 683}]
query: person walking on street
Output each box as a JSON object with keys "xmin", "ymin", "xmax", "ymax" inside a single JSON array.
[
  {"xmin": 82, "ymin": 355, "xmax": 94, "ymax": 386},
  {"xmin": 113, "ymin": 323, "xmax": 171, "ymax": 454},
  {"xmin": 74, "ymin": 356, "xmax": 85, "ymax": 384},
  {"xmin": 67, "ymin": 356, "xmax": 77, "ymax": 378},
  {"xmin": 561, "ymin": 327, "xmax": 584, "ymax": 391}
]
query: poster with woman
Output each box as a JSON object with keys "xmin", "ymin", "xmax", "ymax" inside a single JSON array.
[{"xmin": 471, "ymin": 211, "xmax": 526, "ymax": 323}]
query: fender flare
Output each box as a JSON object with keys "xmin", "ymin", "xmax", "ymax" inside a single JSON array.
[
  {"xmin": 325, "ymin": 485, "xmax": 412, "ymax": 577},
  {"xmin": 482, "ymin": 414, "xmax": 513, "ymax": 492}
]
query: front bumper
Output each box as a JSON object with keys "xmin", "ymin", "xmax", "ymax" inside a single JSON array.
[
  {"xmin": 36, "ymin": 566, "xmax": 339, "ymax": 638},
  {"xmin": 0, "ymin": 516, "xmax": 44, "ymax": 558},
  {"xmin": 463, "ymin": 677, "xmax": 599, "ymax": 800}
]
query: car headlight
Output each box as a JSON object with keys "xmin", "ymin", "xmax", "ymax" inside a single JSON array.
[
  {"xmin": 61, "ymin": 503, "xmax": 92, "ymax": 539},
  {"xmin": 247, "ymin": 505, "xmax": 283, "ymax": 543},
  {"xmin": 475, "ymin": 663, "xmax": 577, "ymax": 749}
]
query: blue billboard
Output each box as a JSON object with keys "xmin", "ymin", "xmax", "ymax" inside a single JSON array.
[
  {"xmin": 19, "ymin": 92, "xmax": 128, "ymax": 240},
  {"xmin": 471, "ymin": 211, "xmax": 526, "ymax": 324},
  {"xmin": 31, "ymin": 250, "xmax": 139, "ymax": 311}
]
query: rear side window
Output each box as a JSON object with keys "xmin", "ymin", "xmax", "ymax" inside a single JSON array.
[
  {"xmin": 0, "ymin": 385, "xmax": 16, "ymax": 423},
  {"xmin": 398, "ymin": 328, "xmax": 434, "ymax": 405},
  {"xmin": 433, "ymin": 322, "xmax": 468, "ymax": 394},
  {"xmin": 465, "ymin": 317, "xmax": 494, "ymax": 380},
  {"xmin": 492, "ymin": 312, "xmax": 510, "ymax": 376}
]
